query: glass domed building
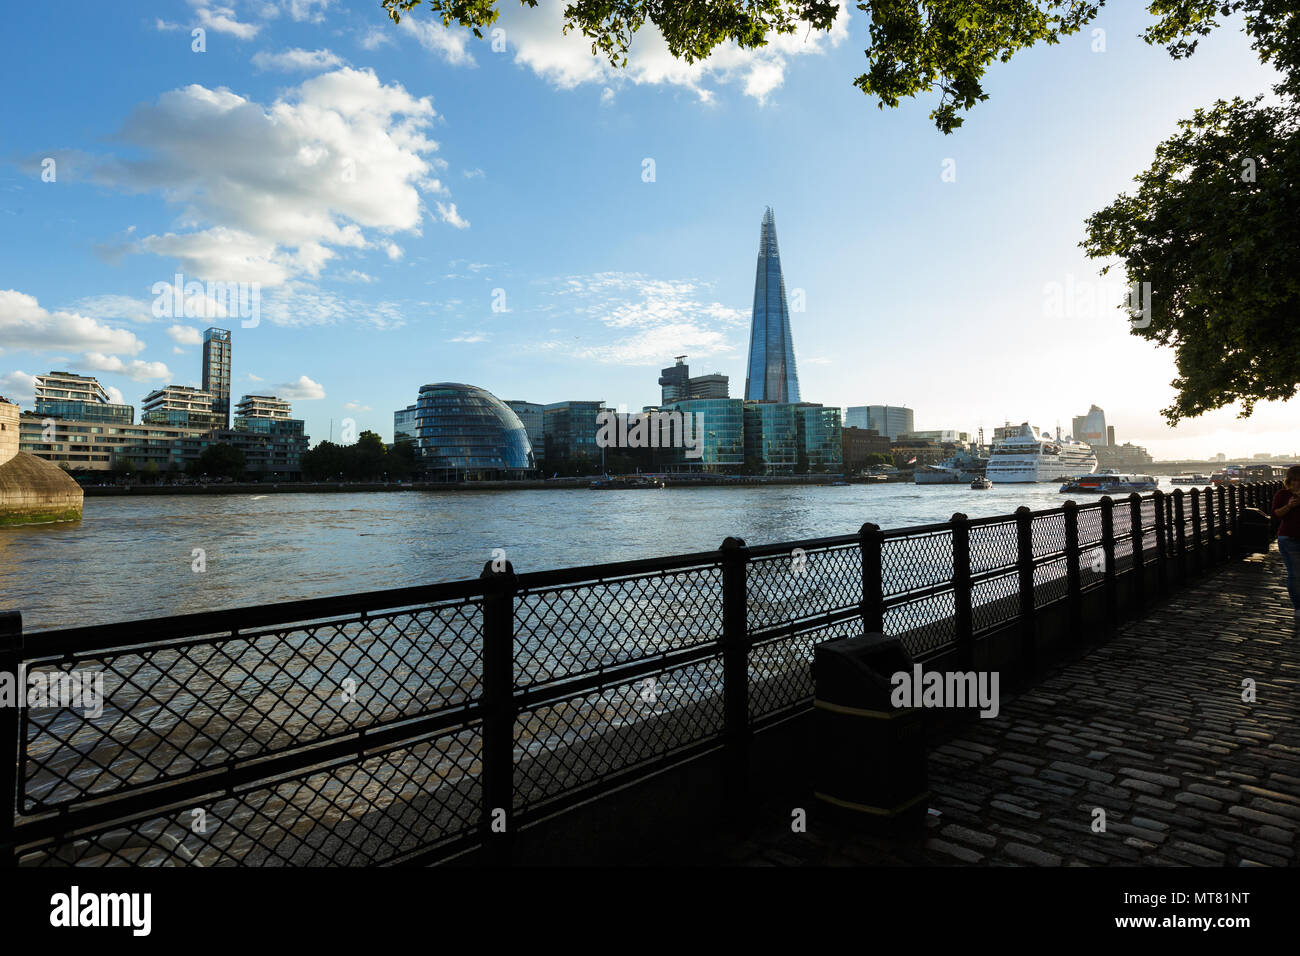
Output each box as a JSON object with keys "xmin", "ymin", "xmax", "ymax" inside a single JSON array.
[{"xmin": 413, "ymin": 383, "xmax": 535, "ymax": 480}]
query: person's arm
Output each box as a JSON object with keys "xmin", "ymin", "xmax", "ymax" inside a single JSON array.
[{"xmin": 1274, "ymin": 491, "xmax": 1300, "ymax": 520}]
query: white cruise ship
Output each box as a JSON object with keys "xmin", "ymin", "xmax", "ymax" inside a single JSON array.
[{"xmin": 986, "ymin": 422, "xmax": 1097, "ymax": 484}]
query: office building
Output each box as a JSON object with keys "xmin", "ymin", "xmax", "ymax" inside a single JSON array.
[
  {"xmin": 202, "ymin": 328, "xmax": 232, "ymax": 429},
  {"xmin": 743, "ymin": 403, "xmax": 800, "ymax": 473},
  {"xmin": 797, "ymin": 404, "xmax": 843, "ymax": 471},
  {"xmin": 542, "ymin": 400, "xmax": 604, "ymax": 468},
  {"xmin": 846, "ymin": 405, "xmax": 914, "ymax": 441},
  {"xmin": 1071, "ymin": 404, "xmax": 1108, "ymax": 446},
  {"xmin": 33, "ymin": 371, "xmax": 133, "ymax": 425},
  {"xmin": 394, "ymin": 403, "xmax": 419, "ymax": 445},
  {"xmin": 234, "ymin": 395, "xmax": 292, "ymax": 422},
  {"xmin": 414, "ymin": 383, "xmax": 535, "ymax": 480},
  {"xmin": 744, "ymin": 208, "xmax": 801, "ymax": 403},
  {"xmin": 842, "ymin": 427, "xmax": 892, "ymax": 471},
  {"xmin": 658, "ymin": 356, "xmax": 730, "ymax": 404},
  {"xmin": 657, "ymin": 397, "xmax": 745, "ymax": 473},
  {"xmin": 901, "ymin": 429, "xmax": 970, "ymax": 444},
  {"xmin": 503, "ymin": 401, "xmax": 544, "ymax": 456},
  {"xmin": 141, "ymin": 385, "xmax": 224, "ymax": 430}
]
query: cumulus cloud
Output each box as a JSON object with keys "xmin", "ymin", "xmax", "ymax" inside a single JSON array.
[
  {"xmin": 71, "ymin": 293, "xmax": 157, "ymax": 324},
  {"xmin": 283, "ymin": 0, "xmax": 332, "ymax": 22},
  {"xmin": 252, "ymin": 47, "xmax": 344, "ymax": 71},
  {"xmin": 82, "ymin": 352, "xmax": 172, "ymax": 382},
  {"xmin": 275, "ymin": 375, "xmax": 326, "ymax": 399},
  {"xmin": 0, "ymin": 290, "xmax": 145, "ymax": 356},
  {"xmin": 92, "ymin": 68, "xmax": 447, "ymax": 286},
  {"xmin": 0, "ymin": 370, "xmax": 38, "ymax": 405},
  {"xmin": 167, "ymin": 324, "xmax": 204, "ymax": 345}
]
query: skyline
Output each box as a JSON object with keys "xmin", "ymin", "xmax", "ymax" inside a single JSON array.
[{"xmin": 0, "ymin": 1, "xmax": 1296, "ymax": 460}]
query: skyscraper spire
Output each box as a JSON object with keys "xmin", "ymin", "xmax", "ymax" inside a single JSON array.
[{"xmin": 744, "ymin": 207, "xmax": 801, "ymax": 403}]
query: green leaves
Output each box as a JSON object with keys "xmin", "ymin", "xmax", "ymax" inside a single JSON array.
[{"xmin": 1082, "ymin": 95, "xmax": 1300, "ymax": 423}]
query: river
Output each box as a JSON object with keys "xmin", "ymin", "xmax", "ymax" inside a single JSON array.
[{"xmin": 1, "ymin": 481, "xmax": 1185, "ymax": 631}]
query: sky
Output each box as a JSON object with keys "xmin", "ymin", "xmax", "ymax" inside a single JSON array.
[{"xmin": 0, "ymin": 0, "xmax": 1295, "ymax": 460}]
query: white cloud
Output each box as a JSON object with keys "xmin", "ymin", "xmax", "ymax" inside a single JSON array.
[
  {"xmin": 535, "ymin": 272, "xmax": 746, "ymax": 365},
  {"xmin": 252, "ymin": 47, "xmax": 344, "ymax": 71},
  {"xmin": 449, "ymin": 331, "xmax": 488, "ymax": 343},
  {"xmin": 343, "ymin": 401, "xmax": 372, "ymax": 411},
  {"xmin": 600, "ymin": 87, "xmax": 615, "ymax": 105},
  {"xmin": 71, "ymin": 294, "xmax": 157, "ymax": 324},
  {"xmin": 0, "ymin": 370, "xmax": 38, "ymax": 405},
  {"xmin": 358, "ymin": 26, "xmax": 393, "ymax": 50},
  {"xmin": 104, "ymin": 385, "xmax": 127, "ymax": 405},
  {"xmin": 384, "ymin": 241, "xmax": 404, "ymax": 260},
  {"xmin": 437, "ymin": 201, "xmax": 469, "ymax": 229},
  {"xmin": 167, "ymin": 324, "xmax": 204, "ymax": 345},
  {"xmin": 284, "ymin": 0, "xmax": 332, "ymax": 22},
  {"xmin": 0, "ymin": 290, "xmax": 145, "ymax": 356},
  {"xmin": 248, "ymin": 373, "xmax": 264, "ymax": 381},
  {"xmin": 155, "ymin": 18, "xmax": 183, "ymax": 32},
  {"xmin": 275, "ymin": 374, "xmax": 326, "ymax": 399},
  {"xmin": 82, "ymin": 352, "xmax": 172, "ymax": 382},
  {"xmin": 191, "ymin": 2, "xmax": 261, "ymax": 39},
  {"xmin": 398, "ymin": 16, "xmax": 475, "ymax": 66},
  {"xmin": 463, "ymin": 167, "xmax": 484, "ymax": 179},
  {"xmin": 97, "ymin": 68, "xmax": 444, "ymax": 286}
]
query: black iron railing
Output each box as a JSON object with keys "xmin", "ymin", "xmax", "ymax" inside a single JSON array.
[{"xmin": 0, "ymin": 482, "xmax": 1283, "ymax": 866}]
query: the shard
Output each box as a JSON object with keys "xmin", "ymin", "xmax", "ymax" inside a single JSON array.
[{"xmin": 744, "ymin": 207, "xmax": 801, "ymax": 403}]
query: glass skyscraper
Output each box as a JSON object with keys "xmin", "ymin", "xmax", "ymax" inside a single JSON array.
[
  {"xmin": 202, "ymin": 328, "xmax": 232, "ymax": 429},
  {"xmin": 744, "ymin": 208, "xmax": 801, "ymax": 404}
]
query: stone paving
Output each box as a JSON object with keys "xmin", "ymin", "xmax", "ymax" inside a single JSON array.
[{"xmin": 709, "ymin": 547, "xmax": 1300, "ymax": 866}]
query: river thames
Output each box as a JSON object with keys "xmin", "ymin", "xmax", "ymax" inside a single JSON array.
[{"xmin": 2, "ymin": 481, "xmax": 1187, "ymax": 631}]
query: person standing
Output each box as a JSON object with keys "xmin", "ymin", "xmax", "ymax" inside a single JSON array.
[{"xmin": 1273, "ymin": 465, "xmax": 1300, "ymax": 625}]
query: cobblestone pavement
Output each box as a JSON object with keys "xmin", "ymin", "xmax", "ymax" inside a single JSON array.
[{"xmin": 709, "ymin": 548, "xmax": 1299, "ymax": 866}]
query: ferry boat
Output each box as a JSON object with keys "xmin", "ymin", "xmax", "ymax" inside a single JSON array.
[
  {"xmin": 986, "ymin": 423, "xmax": 1097, "ymax": 484},
  {"xmin": 914, "ymin": 449, "xmax": 989, "ymax": 484},
  {"xmin": 970, "ymin": 476, "xmax": 993, "ymax": 490},
  {"xmin": 1170, "ymin": 474, "xmax": 1210, "ymax": 485},
  {"xmin": 1059, "ymin": 472, "xmax": 1157, "ymax": 494},
  {"xmin": 1211, "ymin": 466, "xmax": 1243, "ymax": 487}
]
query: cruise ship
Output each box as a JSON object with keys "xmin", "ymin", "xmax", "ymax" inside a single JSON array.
[
  {"xmin": 914, "ymin": 449, "xmax": 989, "ymax": 484},
  {"xmin": 986, "ymin": 422, "xmax": 1097, "ymax": 484}
]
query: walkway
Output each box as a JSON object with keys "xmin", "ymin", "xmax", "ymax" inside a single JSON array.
[{"xmin": 711, "ymin": 548, "xmax": 1299, "ymax": 866}]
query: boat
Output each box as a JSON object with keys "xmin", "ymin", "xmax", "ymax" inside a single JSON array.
[
  {"xmin": 914, "ymin": 448, "xmax": 989, "ymax": 484},
  {"xmin": 1211, "ymin": 466, "xmax": 1243, "ymax": 487},
  {"xmin": 1059, "ymin": 471, "xmax": 1157, "ymax": 494},
  {"xmin": 588, "ymin": 476, "xmax": 666, "ymax": 489},
  {"xmin": 970, "ymin": 476, "xmax": 993, "ymax": 489},
  {"xmin": 829, "ymin": 480, "xmax": 849, "ymax": 486},
  {"xmin": 1170, "ymin": 474, "xmax": 1210, "ymax": 485},
  {"xmin": 986, "ymin": 422, "xmax": 1097, "ymax": 484}
]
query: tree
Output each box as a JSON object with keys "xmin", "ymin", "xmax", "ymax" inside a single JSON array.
[{"xmin": 192, "ymin": 443, "xmax": 246, "ymax": 481}]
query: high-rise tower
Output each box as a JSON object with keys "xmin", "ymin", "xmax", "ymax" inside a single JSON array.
[
  {"xmin": 744, "ymin": 207, "xmax": 801, "ymax": 403},
  {"xmin": 202, "ymin": 327, "xmax": 232, "ymax": 429}
]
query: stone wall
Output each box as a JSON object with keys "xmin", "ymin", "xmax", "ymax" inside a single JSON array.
[
  {"xmin": 0, "ymin": 400, "xmax": 18, "ymax": 467},
  {"xmin": 0, "ymin": 447, "xmax": 84, "ymax": 525}
]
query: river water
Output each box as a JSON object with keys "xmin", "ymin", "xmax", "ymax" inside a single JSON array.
[{"xmin": 2, "ymin": 481, "xmax": 1184, "ymax": 631}]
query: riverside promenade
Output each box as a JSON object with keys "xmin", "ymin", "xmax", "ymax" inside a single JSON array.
[{"xmin": 713, "ymin": 545, "xmax": 1299, "ymax": 866}]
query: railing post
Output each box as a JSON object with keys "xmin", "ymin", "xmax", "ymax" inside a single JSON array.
[
  {"xmin": 0, "ymin": 610, "xmax": 23, "ymax": 868},
  {"xmin": 1014, "ymin": 507, "xmax": 1037, "ymax": 678},
  {"xmin": 1217, "ymin": 485, "xmax": 1228, "ymax": 563},
  {"xmin": 1203, "ymin": 486, "xmax": 1216, "ymax": 567},
  {"xmin": 1153, "ymin": 489, "xmax": 1169, "ymax": 596},
  {"xmin": 1100, "ymin": 496, "xmax": 1118, "ymax": 632},
  {"xmin": 1063, "ymin": 499, "xmax": 1082, "ymax": 644},
  {"xmin": 1172, "ymin": 489, "xmax": 1187, "ymax": 585},
  {"xmin": 1190, "ymin": 488, "xmax": 1203, "ymax": 576},
  {"xmin": 1228, "ymin": 485, "xmax": 1241, "ymax": 556},
  {"xmin": 1129, "ymin": 493, "xmax": 1145, "ymax": 614},
  {"xmin": 950, "ymin": 513, "xmax": 974, "ymax": 671},
  {"xmin": 478, "ymin": 559, "xmax": 517, "ymax": 863},
  {"xmin": 719, "ymin": 536, "xmax": 751, "ymax": 816},
  {"xmin": 859, "ymin": 522, "xmax": 884, "ymax": 635}
]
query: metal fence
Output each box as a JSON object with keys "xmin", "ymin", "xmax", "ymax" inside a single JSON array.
[{"xmin": 0, "ymin": 482, "xmax": 1282, "ymax": 866}]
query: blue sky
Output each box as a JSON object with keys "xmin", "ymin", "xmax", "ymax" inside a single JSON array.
[{"xmin": 0, "ymin": 0, "xmax": 1294, "ymax": 458}]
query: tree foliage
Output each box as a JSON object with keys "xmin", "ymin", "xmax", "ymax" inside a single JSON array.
[{"xmin": 301, "ymin": 432, "xmax": 417, "ymax": 481}]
